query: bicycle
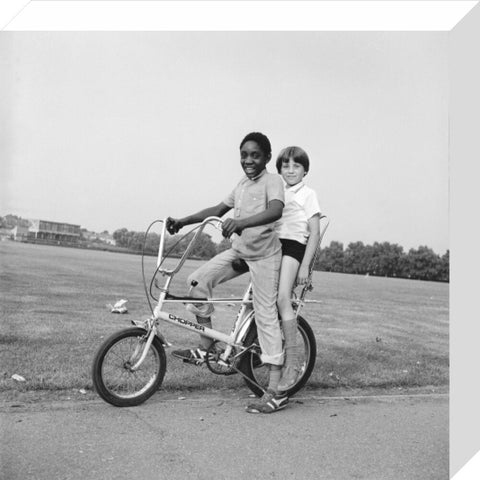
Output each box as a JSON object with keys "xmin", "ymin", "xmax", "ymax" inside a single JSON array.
[{"xmin": 92, "ymin": 216, "xmax": 329, "ymax": 407}]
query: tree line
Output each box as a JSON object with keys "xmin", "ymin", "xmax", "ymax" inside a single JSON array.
[
  {"xmin": 316, "ymin": 241, "xmax": 449, "ymax": 282},
  {"xmin": 112, "ymin": 228, "xmax": 218, "ymax": 259},
  {"xmin": 113, "ymin": 229, "xmax": 449, "ymax": 283}
]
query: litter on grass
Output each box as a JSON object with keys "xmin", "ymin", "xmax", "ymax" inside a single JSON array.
[
  {"xmin": 106, "ymin": 299, "xmax": 128, "ymax": 314},
  {"xmin": 11, "ymin": 374, "xmax": 26, "ymax": 382}
]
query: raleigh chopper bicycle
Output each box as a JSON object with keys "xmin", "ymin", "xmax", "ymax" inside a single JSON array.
[{"xmin": 92, "ymin": 216, "xmax": 329, "ymax": 407}]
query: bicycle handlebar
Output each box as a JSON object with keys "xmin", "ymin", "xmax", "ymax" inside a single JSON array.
[{"xmin": 156, "ymin": 216, "xmax": 225, "ymax": 276}]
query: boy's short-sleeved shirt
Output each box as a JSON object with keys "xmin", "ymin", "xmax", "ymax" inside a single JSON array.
[
  {"xmin": 275, "ymin": 181, "xmax": 321, "ymax": 245},
  {"xmin": 223, "ymin": 169, "xmax": 284, "ymax": 260}
]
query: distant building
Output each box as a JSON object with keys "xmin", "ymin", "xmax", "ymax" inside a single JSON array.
[
  {"xmin": 27, "ymin": 219, "xmax": 81, "ymax": 243},
  {"xmin": 80, "ymin": 229, "xmax": 98, "ymax": 242},
  {"xmin": 80, "ymin": 229, "xmax": 116, "ymax": 246},
  {"xmin": 1, "ymin": 215, "xmax": 117, "ymax": 247},
  {"xmin": 98, "ymin": 232, "xmax": 116, "ymax": 246}
]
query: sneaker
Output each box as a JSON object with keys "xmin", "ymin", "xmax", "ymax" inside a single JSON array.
[
  {"xmin": 245, "ymin": 389, "xmax": 289, "ymax": 414},
  {"xmin": 171, "ymin": 347, "xmax": 212, "ymax": 365},
  {"xmin": 277, "ymin": 365, "xmax": 301, "ymax": 392}
]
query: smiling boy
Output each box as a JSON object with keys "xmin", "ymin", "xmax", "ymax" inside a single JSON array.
[{"xmin": 166, "ymin": 132, "xmax": 288, "ymax": 413}]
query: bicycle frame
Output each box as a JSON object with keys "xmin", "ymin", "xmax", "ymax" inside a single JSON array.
[
  {"xmin": 132, "ymin": 215, "xmax": 329, "ymax": 371},
  {"xmin": 131, "ymin": 217, "xmax": 254, "ymax": 369},
  {"xmin": 93, "ymin": 215, "xmax": 330, "ymax": 406}
]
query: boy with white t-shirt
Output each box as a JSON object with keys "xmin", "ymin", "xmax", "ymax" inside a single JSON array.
[{"xmin": 274, "ymin": 146, "xmax": 321, "ymax": 391}]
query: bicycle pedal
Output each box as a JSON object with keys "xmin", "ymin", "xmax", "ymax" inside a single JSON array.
[{"xmin": 182, "ymin": 358, "xmax": 204, "ymax": 366}]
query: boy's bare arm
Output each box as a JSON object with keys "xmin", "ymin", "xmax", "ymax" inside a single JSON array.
[
  {"xmin": 297, "ymin": 214, "xmax": 321, "ymax": 284},
  {"xmin": 222, "ymin": 200, "xmax": 284, "ymax": 238},
  {"xmin": 167, "ymin": 202, "xmax": 231, "ymax": 234}
]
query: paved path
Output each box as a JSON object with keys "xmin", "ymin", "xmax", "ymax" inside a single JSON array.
[{"xmin": 1, "ymin": 392, "xmax": 448, "ymax": 480}]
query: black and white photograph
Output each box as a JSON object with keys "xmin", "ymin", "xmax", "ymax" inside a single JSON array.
[{"xmin": 1, "ymin": 1, "xmax": 479, "ymax": 479}]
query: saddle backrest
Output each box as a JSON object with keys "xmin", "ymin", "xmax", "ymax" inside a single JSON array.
[{"xmin": 307, "ymin": 214, "xmax": 330, "ymax": 278}]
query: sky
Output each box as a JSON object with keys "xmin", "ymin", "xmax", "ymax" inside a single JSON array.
[{"xmin": 1, "ymin": 31, "xmax": 449, "ymax": 254}]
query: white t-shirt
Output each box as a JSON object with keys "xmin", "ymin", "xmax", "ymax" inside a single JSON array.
[{"xmin": 275, "ymin": 181, "xmax": 321, "ymax": 245}]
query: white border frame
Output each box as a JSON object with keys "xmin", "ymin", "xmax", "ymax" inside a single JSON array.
[
  {"xmin": 0, "ymin": 1, "xmax": 478, "ymax": 31},
  {"xmin": 2, "ymin": 1, "xmax": 479, "ymax": 478}
]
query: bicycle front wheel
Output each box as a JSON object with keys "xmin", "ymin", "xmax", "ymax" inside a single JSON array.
[
  {"xmin": 92, "ymin": 327, "xmax": 166, "ymax": 407},
  {"xmin": 240, "ymin": 315, "xmax": 316, "ymax": 398}
]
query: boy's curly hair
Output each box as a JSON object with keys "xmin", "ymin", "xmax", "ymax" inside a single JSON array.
[{"xmin": 239, "ymin": 132, "xmax": 272, "ymax": 157}]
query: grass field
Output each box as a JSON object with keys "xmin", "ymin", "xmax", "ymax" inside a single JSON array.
[{"xmin": 0, "ymin": 240, "xmax": 449, "ymax": 403}]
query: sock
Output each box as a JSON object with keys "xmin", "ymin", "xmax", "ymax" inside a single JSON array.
[
  {"xmin": 196, "ymin": 316, "xmax": 213, "ymax": 350},
  {"xmin": 267, "ymin": 365, "xmax": 282, "ymax": 394},
  {"xmin": 282, "ymin": 318, "xmax": 298, "ymax": 366}
]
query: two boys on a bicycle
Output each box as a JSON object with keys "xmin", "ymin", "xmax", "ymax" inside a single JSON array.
[{"xmin": 166, "ymin": 132, "xmax": 320, "ymax": 414}]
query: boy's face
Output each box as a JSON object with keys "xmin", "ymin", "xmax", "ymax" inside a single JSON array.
[
  {"xmin": 240, "ymin": 141, "xmax": 270, "ymax": 179},
  {"xmin": 281, "ymin": 158, "xmax": 306, "ymax": 187}
]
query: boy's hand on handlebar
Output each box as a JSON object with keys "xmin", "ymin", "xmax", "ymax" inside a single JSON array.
[
  {"xmin": 296, "ymin": 265, "xmax": 310, "ymax": 285},
  {"xmin": 166, "ymin": 217, "xmax": 183, "ymax": 235},
  {"xmin": 222, "ymin": 218, "xmax": 243, "ymax": 238}
]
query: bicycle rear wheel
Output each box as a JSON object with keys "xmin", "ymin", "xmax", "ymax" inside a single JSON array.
[
  {"xmin": 92, "ymin": 327, "xmax": 166, "ymax": 407},
  {"xmin": 240, "ymin": 315, "xmax": 316, "ymax": 398}
]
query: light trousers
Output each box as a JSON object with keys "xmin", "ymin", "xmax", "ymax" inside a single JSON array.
[{"xmin": 186, "ymin": 248, "xmax": 284, "ymax": 366}]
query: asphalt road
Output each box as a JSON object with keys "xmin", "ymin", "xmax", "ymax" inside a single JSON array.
[{"xmin": 1, "ymin": 392, "xmax": 448, "ymax": 480}]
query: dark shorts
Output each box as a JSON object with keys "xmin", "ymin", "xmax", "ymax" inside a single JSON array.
[{"xmin": 280, "ymin": 238, "xmax": 306, "ymax": 263}]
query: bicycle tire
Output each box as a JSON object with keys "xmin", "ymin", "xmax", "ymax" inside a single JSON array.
[
  {"xmin": 239, "ymin": 315, "xmax": 316, "ymax": 398},
  {"xmin": 92, "ymin": 327, "xmax": 166, "ymax": 407}
]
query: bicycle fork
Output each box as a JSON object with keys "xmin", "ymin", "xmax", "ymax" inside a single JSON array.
[{"xmin": 127, "ymin": 326, "xmax": 157, "ymax": 371}]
